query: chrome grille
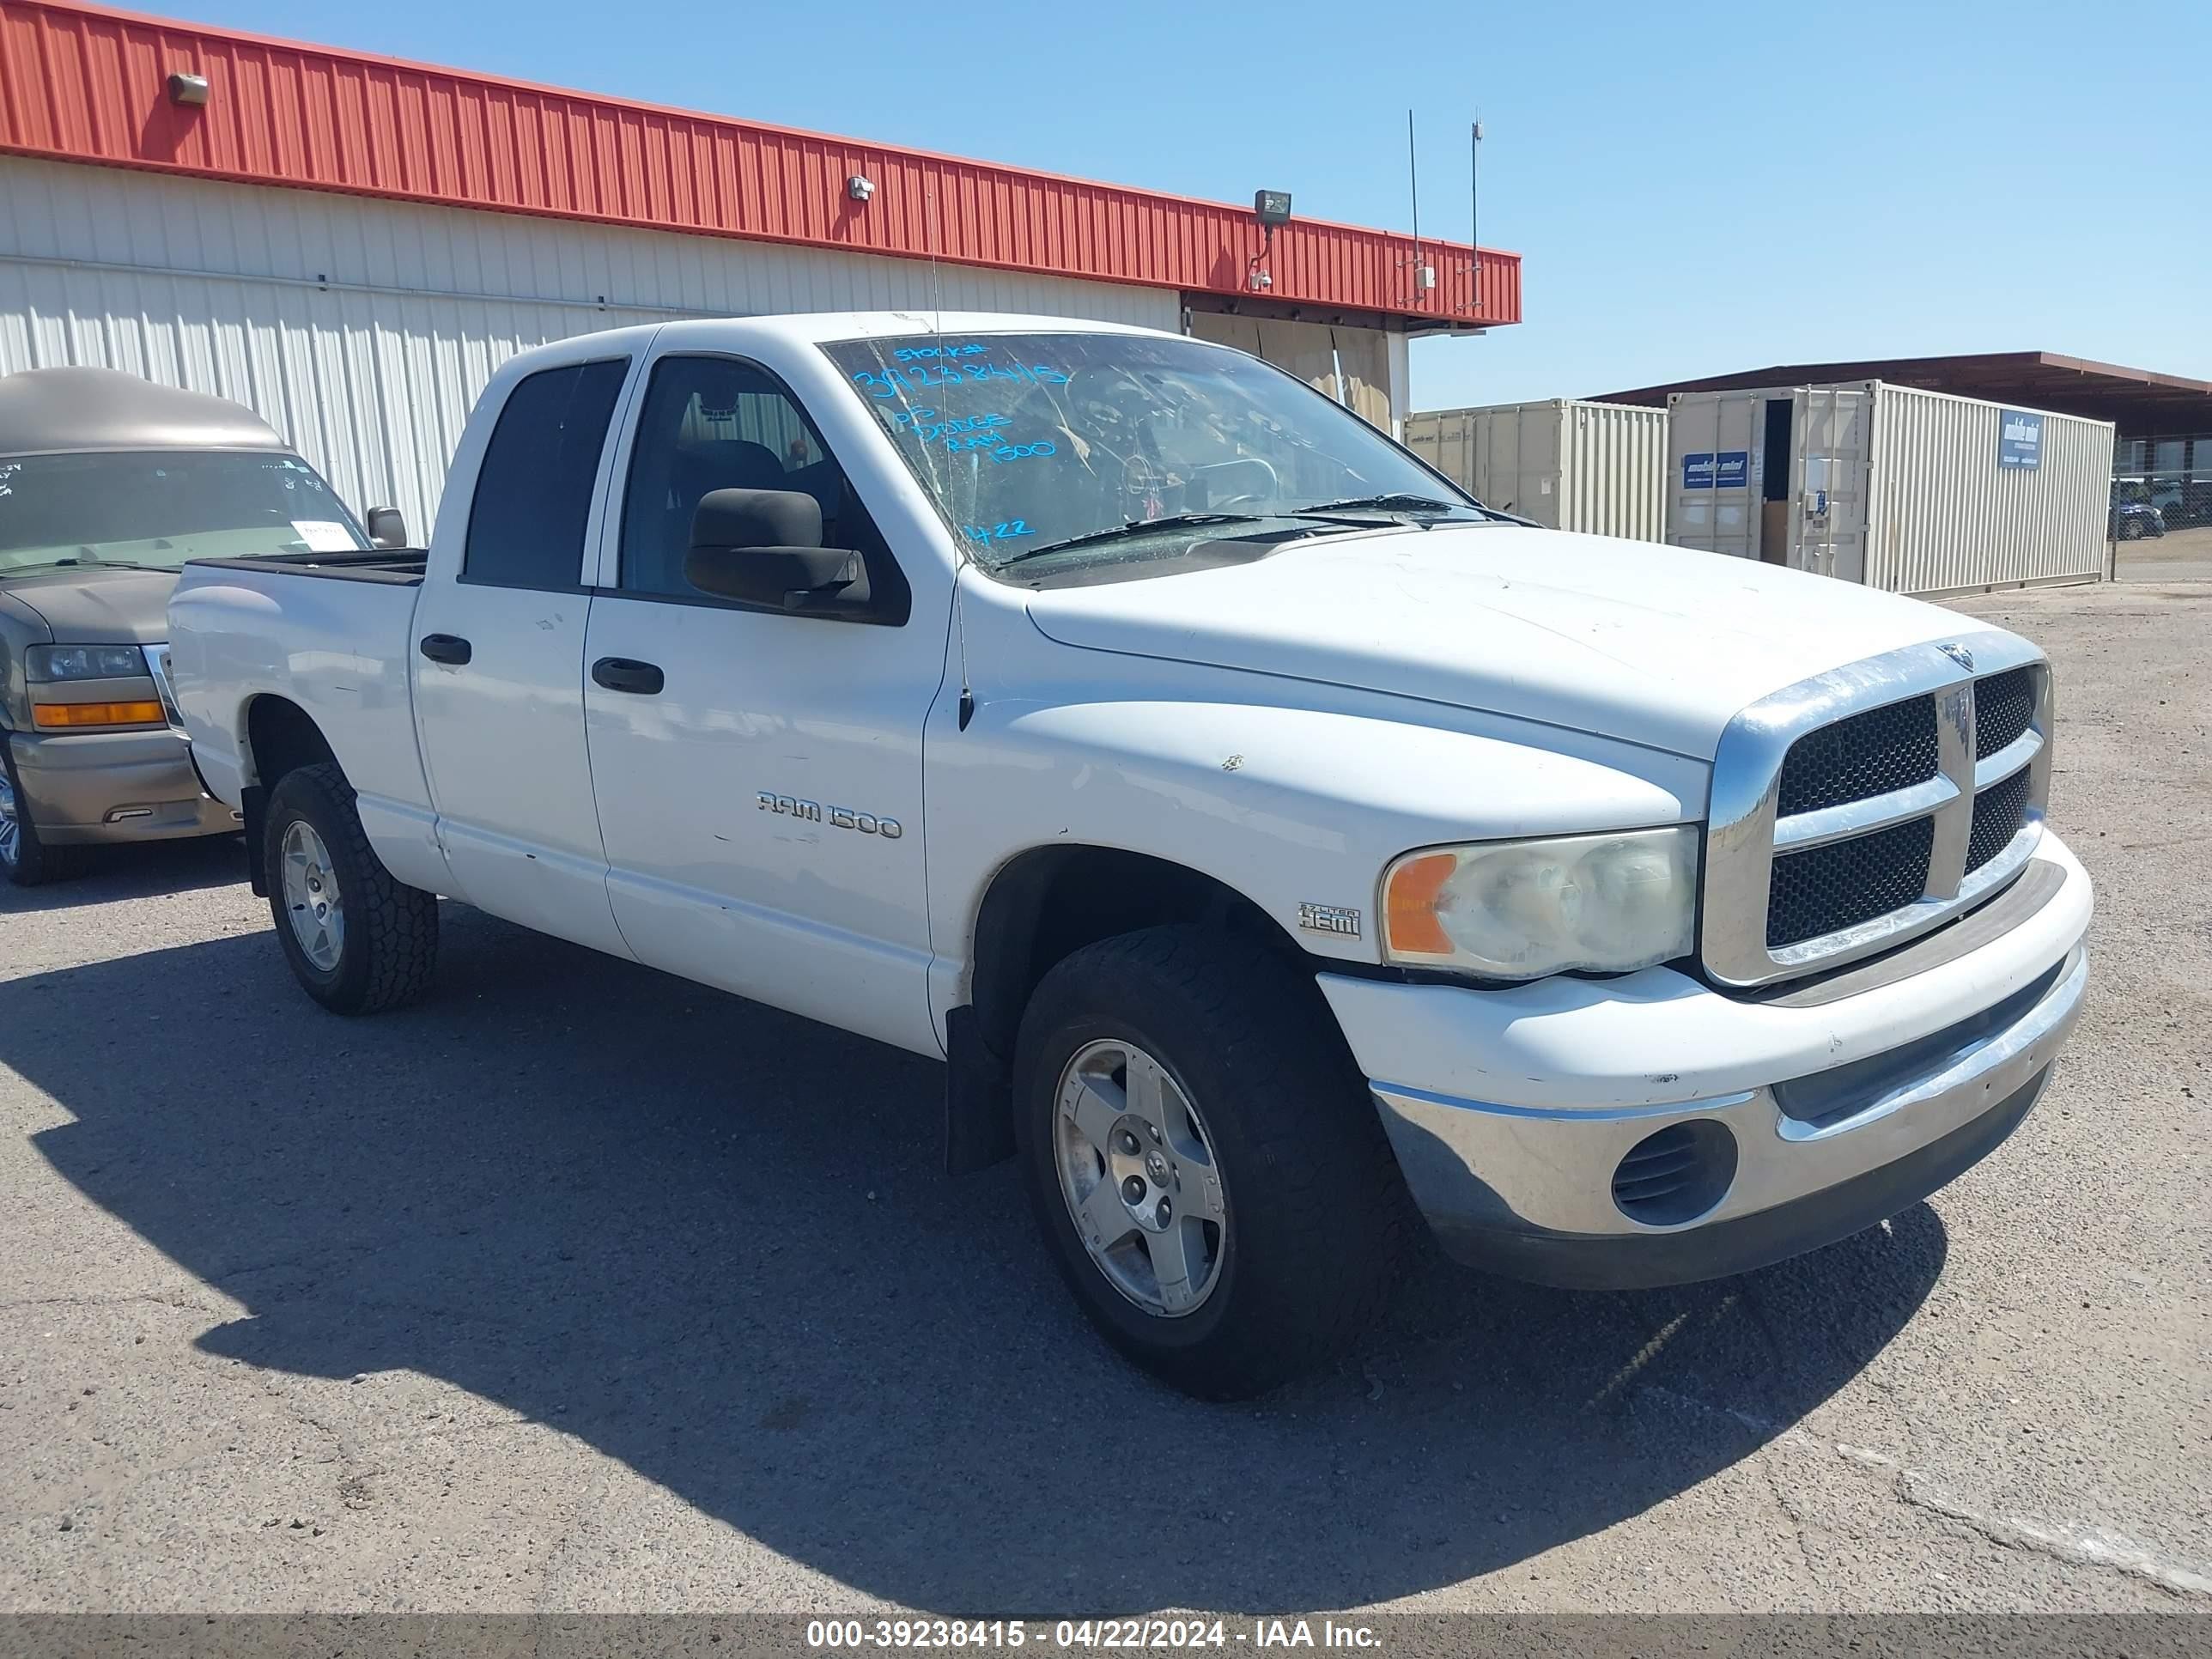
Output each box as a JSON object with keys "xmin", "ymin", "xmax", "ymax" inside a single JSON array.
[
  {"xmin": 1966, "ymin": 767, "xmax": 2032, "ymax": 874},
  {"xmin": 1767, "ymin": 814, "xmax": 1936, "ymax": 948},
  {"xmin": 1777, "ymin": 696, "xmax": 1938, "ymax": 817},
  {"xmin": 141, "ymin": 641, "xmax": 189, "ymax": 735},
  {"xmin": 1973, "ymin": 667, "xmax": 2035, "ymax": 761},
  {"xmin": 1703, "ymin": 636, "xmax": 2051, "ymax": 988}
]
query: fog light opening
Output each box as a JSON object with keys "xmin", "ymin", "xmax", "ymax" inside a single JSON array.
[{"xmin": 1612, "ymin": 1120, "xmax": 1738, "ymax": 1227}]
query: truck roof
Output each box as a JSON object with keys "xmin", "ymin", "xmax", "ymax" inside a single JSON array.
[
  {"xmin": 490, "ymin": 310, "xmax": 1176, "ymax": 382},
  {"xmin": 0, "ymin": 366, "xmax": 291, "ymax": 458}
]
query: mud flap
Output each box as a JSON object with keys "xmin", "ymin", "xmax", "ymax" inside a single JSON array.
[{"xmin": 945, "ymin": 1005, "xmax": 1015, "ymax": 1175}]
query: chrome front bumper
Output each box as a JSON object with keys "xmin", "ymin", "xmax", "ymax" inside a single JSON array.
[{"xmin": 1365, "ymin": 942, "xmax": 2087, "ymax": 1290}]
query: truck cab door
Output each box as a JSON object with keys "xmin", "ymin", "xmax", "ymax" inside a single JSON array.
[
  {"xmin": 580, "ymin": 349, "xmax": 939, "ymax": 1054},
  {"xmin": 409, "ymin": 354, "xmax": 639, "ymax": 958}
]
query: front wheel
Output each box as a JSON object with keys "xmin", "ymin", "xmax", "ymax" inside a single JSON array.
[
  {"xmin": 263, "ymin": 762, "xmax": 439, "ymax": 1013},
  {"xmin": 1013, "ymin": 925, "xmax": 1407, "ymax": 1400}
]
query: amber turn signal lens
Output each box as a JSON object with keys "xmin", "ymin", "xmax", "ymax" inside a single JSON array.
[
  {"xmin": 31, "ymin": 700, "xmax": 166, "ymax": 729},
  {"xmin": 1382, "ymin": 850, "xmax": 1459, "ymax": 957}
]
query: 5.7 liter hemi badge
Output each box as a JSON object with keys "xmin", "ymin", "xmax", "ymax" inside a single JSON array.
[
  {"xmin": 1297, "ymin": 902, "xmax": 1361, "ymax": 938},
  {"xmin": 757, "ymin": 793, "xmax": 902, "ymax": 839}
]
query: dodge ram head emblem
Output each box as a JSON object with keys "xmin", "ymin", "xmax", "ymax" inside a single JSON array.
[{"xmin": 1938, "ymin": 641, "xmax": 1975, "ymax": 672}]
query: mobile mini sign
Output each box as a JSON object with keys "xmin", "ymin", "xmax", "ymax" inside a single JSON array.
[
  {"xmin": 1681, "ymin": 449, "xmax": 1750, "ymax": 489},
  {"xmin": 1998, "ymin": 410, "xmax": 2044, "ymax": 470}
]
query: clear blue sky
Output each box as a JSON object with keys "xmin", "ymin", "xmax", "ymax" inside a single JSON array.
[{"xmin": 174, "ymin": 0, "xmax": 2209, "ymax": 410}]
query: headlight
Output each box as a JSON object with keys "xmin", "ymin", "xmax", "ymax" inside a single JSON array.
[
  {"xmin": 1381, "ymin": 826, "xmax": 1700, "ymax": 981},
  {"xmin": 26, "ymin": 644, "xmax": 151, "ymax": 683}
]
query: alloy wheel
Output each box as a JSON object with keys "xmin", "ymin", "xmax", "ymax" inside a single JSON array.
[
  {"xmin": 1053, "ymin": 1037, "xmax": 1229, "ymax": 1316},
  {"xmin": 280, "ymin": 819, "xmax": 345, "ymax": 971}
]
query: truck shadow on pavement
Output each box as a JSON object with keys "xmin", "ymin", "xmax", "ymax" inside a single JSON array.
[{"xmin": 6, "ymin": 898, "xmax": 1947, "ymax": 1613}]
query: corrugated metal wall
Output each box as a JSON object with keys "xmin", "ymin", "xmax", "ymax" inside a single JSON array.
[
  {"xmin": 1404, "ymin": 399, "xmax": 1668, "ymax": 540},
  {"xmin": 0, "ymin": 155, "xmax": 1179, "ymax": 531},
  {"xmin": 0, "ymin": 0, "xmax": 1519, "ymax": 328},
  {"xmin": 1869, "ymin": 383, "xmax": 2111, "ymax": 595}
]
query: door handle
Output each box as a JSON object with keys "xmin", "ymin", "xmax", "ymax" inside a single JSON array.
[
  {"xmin": 592, "ymin": 656, "xmax": 665, "ymax": 696},
  {"xmin": 418, "ymin": 634, "xmax": 472, "ymax": 665}
]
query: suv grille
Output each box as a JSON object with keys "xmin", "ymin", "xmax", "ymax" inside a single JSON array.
[
  {"xmin": 1776, "ymin": 696, "xmax": 1939, "ymax": 816},
  {"xmin": 1974, "ymin": 667, "xmax": 2035, "ymax": 760},
  {"xmin": 1767, "ymin": 814, "xmax": 1936, "ymax": 948},
  {"xmin": 1966, "ymin": 766, "xmax": 2032, "ymax": 873}
]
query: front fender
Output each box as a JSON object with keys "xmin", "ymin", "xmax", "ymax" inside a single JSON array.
[{"xmin": 923, "ymin": 689, "xmax": 1710, "ymax": 1018}]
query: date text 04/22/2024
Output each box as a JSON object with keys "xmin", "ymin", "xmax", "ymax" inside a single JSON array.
[{"xmin": 804, "ymin": 1616, "xmax": 1384, "ymax": 1649}]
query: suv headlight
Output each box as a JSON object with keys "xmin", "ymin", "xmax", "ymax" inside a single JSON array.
[
  {"xmin": 1381, "ymin": 826, "xmax": 1700, "ymax": 981},
  {"xmin": 26, "ymin": 644, "xmax": 152, "ymax": 682}
]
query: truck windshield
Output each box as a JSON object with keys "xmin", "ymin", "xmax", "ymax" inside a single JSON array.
[
  {"xmin": 821, "ymin": 331, "xmax": 1487, "ymax": 573},
  {"xmin": 0, "ymin": 450, "xmax": 369, "ymax": 573}
]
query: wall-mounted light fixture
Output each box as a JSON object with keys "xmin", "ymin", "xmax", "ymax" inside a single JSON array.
[
  {"xmin": 167, "ymin": 70, "xmax": 210, "ymax": 106},
  {"xmin": 1247, "ymin": 189, "xmax": 1291, "ymax": 294},
  {"xmin": 847, "ymin": 174, "xmax": 875, "ymax": 203}
]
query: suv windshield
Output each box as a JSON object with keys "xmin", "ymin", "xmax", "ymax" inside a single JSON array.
[
  {"xmin": 822, "ymin": 331, "xmax": 1486, "ymax": 573},
  {"xmin": 0, "ymin": 450, "xmax": 368, "ymax": 573}
]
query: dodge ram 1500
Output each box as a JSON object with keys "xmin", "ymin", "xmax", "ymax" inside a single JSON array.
[{"xmin": 167, "ymin": 313, "xmax": 2091, "ymax": 1399}]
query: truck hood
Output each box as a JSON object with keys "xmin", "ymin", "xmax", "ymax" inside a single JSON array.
[
  {"xmin": 1024, "ymin": 525, "xmax": 1979, "ymax": 759},
  {"xmin": 0, "ymin": 566, "xmax": 180, "ymax": 644}
]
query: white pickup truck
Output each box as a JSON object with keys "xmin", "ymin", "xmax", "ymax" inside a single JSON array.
[{"xmin": 168, "ymin": 313, "xmax": 2091, "ymax": 1399}]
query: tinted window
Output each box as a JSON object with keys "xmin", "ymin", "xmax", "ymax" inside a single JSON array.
[
  {"xmin": 464, "ymin": 359, "xmax": 628, "ymax": 589},
  {"xmin": 0, "ymin": 451, "xmax": 367, "ymax": 572},
  {"xmin": 619, "ymin": 356, "xmax": 858, "ymax": 600}
]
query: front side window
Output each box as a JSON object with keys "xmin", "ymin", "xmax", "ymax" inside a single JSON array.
[
  {"xmin": 821, "ymin": 331, "xmax": 1492, "ymax": 580},
  {"xmin": 619, "ymin": 356, "xmax": 843, "ymax": 599},
  {"xmin": 463, "ymin": 358, "xmax": 629, "ymax": 590},
  {"xmin": 617, "ymin": 355, "xmax": 905, "ymax": 619},
  {"xmin": 0, "ymin": 450, "xmax": 367, "ymax": 573}
]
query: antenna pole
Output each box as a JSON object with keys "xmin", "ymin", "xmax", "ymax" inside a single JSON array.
[
  {"xmin": 1406, "ymin": 109, "xmax": 1420, "ymax": 250},
  {"xmin": 1469, "ymin": 115, "xmax": 1482, "ymax": 315}
]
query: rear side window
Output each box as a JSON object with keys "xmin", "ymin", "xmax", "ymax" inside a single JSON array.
[{"xmin": 463, "ymin": 359, "xmax": 629, "ymax": 589}]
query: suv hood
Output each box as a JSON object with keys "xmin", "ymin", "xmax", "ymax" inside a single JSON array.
[
  {"xmin": 0, "ymin": 566, "xmax": 181, "ymax": 644},
  {"xmin": 1025, "ymin": 525, "xmax": 1979, "ymax": 759}
]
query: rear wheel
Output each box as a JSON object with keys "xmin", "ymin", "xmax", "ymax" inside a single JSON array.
[
  {"xmin": 0, "ymin": 738, "xmax": 89, "ymax": 888},
  {"xmin": 263, "ymin": 762, "xmax": 439, "ymax": 1013},
  {"xmin": 1013, "ymin": 924, "xmax": 1407, "ymax": 1400}
]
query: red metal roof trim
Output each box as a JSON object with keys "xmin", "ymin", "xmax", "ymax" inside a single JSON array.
[{"xmin": 0, "ymin": 0, "xmax": 1520, "ymax": 328}]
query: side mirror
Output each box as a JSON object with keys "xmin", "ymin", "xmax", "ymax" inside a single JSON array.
[
  {"xmin": 685, "ymin": 488, "xmax": 870, "ymax": 612},
  {"xmin": 364, "ymin": 506, "xmax": 409, "ymax": 549}
]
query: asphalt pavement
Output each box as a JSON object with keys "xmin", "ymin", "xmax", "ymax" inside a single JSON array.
[{"xmin": 1, "ymin": 578, "xmax": 2206, "ymax": 1615}]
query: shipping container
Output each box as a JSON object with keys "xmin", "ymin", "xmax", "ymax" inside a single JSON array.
[
  {"xmin": 1665, "ymin": 380, "xmax": 2112, "ymax": 595},
  {"xmin": 1404, "ymin": 399, "xmax": 1668, "ymax": 542}
]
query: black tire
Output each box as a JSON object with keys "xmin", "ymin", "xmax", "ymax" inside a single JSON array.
[
  {"xmin": 1012, "ymin": 924, "xmax": 1407, "ymax": 1400},
  {"xmin": 262, "ymin": 761, "xmax": 439, "ymax": 1013},
  {"xmin": 0, "ymin": 735, "xmax": 91, "ymax": 888}
]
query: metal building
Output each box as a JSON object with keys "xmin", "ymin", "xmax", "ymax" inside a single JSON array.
[{"xmin": 0, "ymin": 0, "xmax": 1521, "ymax": 533}]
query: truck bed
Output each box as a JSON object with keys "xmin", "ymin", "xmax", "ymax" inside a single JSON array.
[{"xmin": 167, "ymin": 550, "xmax": 435, "ymax": 832}]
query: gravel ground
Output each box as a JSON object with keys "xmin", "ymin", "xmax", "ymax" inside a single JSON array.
[{"xmin": 0, "ymin": 580, "xmax": 2206, "ymax": 1616}]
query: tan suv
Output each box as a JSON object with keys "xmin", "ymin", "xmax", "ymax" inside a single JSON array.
[{"xmin": 0, "ymin": 368, "xmax": 401, "ymax": 885}]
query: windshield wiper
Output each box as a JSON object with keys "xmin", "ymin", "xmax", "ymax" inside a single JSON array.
[
  {"xmin": 1290, "ymin": 492, "xmax": 1480, "ymax": 518},
  {"xmin": 1, "ymin": 556, "xmax": 155, "ymax": 574},
  {"xmin": 997, "ymin": 512, "xmax": 1277, "ymax": 566}
]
